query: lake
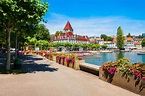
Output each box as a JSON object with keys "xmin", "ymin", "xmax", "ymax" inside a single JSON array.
[{"xmin": 83, "ymin": 52, "xmax": 145, "ymax": 66}]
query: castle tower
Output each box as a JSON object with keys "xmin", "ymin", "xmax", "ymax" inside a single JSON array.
[{"xmin": 63, "ymin": 21, "xmax": 73, "ymax": 33}]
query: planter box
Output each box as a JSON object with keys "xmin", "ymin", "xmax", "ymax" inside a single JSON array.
[
  {"xmin": 53, "ymin": 56, "xmax": 56, "ymax": 62},
  {"xmin": 61, "ymin": 57, "xmax": 65, "ymax": 65},
  {"xmin": 99, "ymin": 67, "xmax": 145, "ymax": 95},
  {"xmin": 74, "ymin": 60, "xmax": 80, "ymax": 70}
]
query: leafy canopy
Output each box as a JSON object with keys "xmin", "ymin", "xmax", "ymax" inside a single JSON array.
[
  {"xmin": 34, "ymin": 24, "xmax": 50, "ymax": 41},
  {"xmin": 116, "ymin": 26, "xmax": 124, "ymax": 50}
]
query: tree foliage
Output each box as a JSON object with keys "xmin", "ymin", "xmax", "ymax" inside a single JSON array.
[
  {"xmin": 100, "ymin": 34, "xmax": 107, "ymax": 41},
  {"xmin": 0, "ymin": 0, "xmax": 48, "ymax": 70},
  {"xmin": 36, "ymin": 40, "xmax": 49, "ymax": 49},
  {"xmin": 107, "ymin": 36, "xmax": 113, "ymax": 41},
  {"xmin": 100, "ymin": 34, "xmax": 113, "ymax": 41},
  {"xmin": 116, "ymin": 26, "xmax": 124, "ymax": 50},
  {"xmin": 91, "ymin": 43, "xmax": 100, "ymax": 50},
  {"xmin": 52, "ymin": 42, "xmax": 64, "ymax": 48},
  {"xmin": 101, "ymin": 44, "xmax": 108, "ymax": 49},
  {"xmin": 141, "ymin": 38, "xmax": 145, "ymax": 48},
  {"xmin": 0, "ymin": 28, "xmax": 6, "ymax": 47},
  {"xmin": 34, "ymin": 24, "xmax": 50, "ymax": 41},
  {"xmin": 126, "ymin": 33, "xmax": 132, "ymax": 37},
  {"xmin": 55, "ymin": 30, "xmax": 63, "ymax": 36}
]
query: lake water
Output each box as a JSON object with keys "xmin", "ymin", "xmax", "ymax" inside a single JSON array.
[{"xmin": 83, "ymin": 52, "xmax": 145, "ymax": 66}]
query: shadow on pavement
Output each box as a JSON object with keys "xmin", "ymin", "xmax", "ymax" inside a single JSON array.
[
  {"xmin": 0, "ymin": 53, "xmax": 58, "ymax": 73},
  {"xmin": 23, "ymin": 63, "xmax": 58, "ymax": 73},
  {"xmin": 22, "ymin": 54, "xmax": 58, "ymax": 73}
]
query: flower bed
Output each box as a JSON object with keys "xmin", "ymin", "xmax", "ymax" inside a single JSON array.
[
  {"xmin": 99, "ymin": 58, "xmax": 145, "ymax": 95},
  {"xmin": 56, "ymin": 55, "xmax": 61, "ymax": 64},
  {"xmin": 65, "ymin": 54, "xmax": 75, "ymax": 68}
]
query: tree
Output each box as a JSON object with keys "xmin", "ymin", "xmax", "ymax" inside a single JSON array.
[
  {"xmin": 0, "ymin": 0, "xmax": 48, "ymax": 70},
  {"xmin": 34, "ymin": 24, "xmax": 50, "ymax": 41},
  {"xmin": 55, "ymin": 30, "xmax": 63, "ymax": 36},
  {"xmin": 64, "ymin": 42, "xmax": 72, "ymax": 51},
  {"xmin": 0, "ymin": 28, "xmax": 6, "ymax": 48},
  {"xmin": 52, "ymin": 42, "xmax": 64, "ymax": 48},
  {"xmin": 72, "ymin": 43, "xmax": 80, "ymax": 51},
  {"xmin": 80, "ymin": 43, "xmax": 89, "ymax": 51},
  {"xmin": 137, "ymin": 35, "xmax": 143, "ymax": 38},
  {"xmin": 91, "ymin": 44, "xmax": 100, "ymax": 50},
  {"xmin": 116, "ymin": 26, "xmax": 124, "ymax": 50},
  {"xmin": 107, "ymin": 36, "xmax": 113, "ymax": 41},
  {"xmin": 26, "ymin": 37, "xmax": 37, "ymax": 45},
  {"xmin": 101, "ymin": 44, "xmax": 108, "ymax": 49},
  {"xmin": 141, "ymin": 38, "xmax": 145, "ymax": 48},
  {"xmin": 100, "ymin": 34, "xmax": 107, "ymax": 41},
  {"xmin": 36, "ymin": 40, "xmax": 49, "ymax": 50},
  {"xmin": 126, "ymin": 33, "xmax": 132, "ymax": 37}
]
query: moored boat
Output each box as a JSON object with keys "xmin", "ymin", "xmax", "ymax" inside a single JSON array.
[{"xmin": 137, "ymin": 52, "xmax": 145, "ymax": 55}]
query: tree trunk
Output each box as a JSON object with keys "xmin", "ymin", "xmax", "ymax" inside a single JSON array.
[
  {"xmin": 6, "ymin": 28, "xmax": 11, "ymax": 70},
  {"xmin": 15, "ymin": 32, "xmax": 17, "ymax": 59}
]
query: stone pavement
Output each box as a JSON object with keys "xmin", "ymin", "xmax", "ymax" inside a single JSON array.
[{"xmin": 0, "ymin": 54, "xmax": 140, "ymax": 96}]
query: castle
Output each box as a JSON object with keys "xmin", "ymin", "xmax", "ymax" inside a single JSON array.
[{"xmin": 54, "ymin": 21, "xmax": 90, "ymax": 44}]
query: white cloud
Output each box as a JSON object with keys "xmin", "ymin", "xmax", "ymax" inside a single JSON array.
[{"xmin": 44, "ymin": 13, "xmax": 145, "ymax": 37}]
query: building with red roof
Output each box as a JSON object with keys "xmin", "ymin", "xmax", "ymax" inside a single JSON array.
[
  {"xmin": 113, "ymin": 37, "xmax": 142, "ymax": 49},
  {"xmin": 54, "ymin": 21, "xmax": 90, "ymax": 44}
]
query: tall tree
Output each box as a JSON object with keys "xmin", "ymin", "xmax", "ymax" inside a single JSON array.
[
  {"xmin": 0, "ymin": 0, "xmax": 48, "ymax": 70},
  {"xmin": 34, "ymin": 24, "xmax": 50, "ymax": 41},
  {"xmin": 107, "ymin": 36, "xmax": 113, "ymax": 41},
  {"xmin": 100, "ymin": 34, "xmax": 107, "ymax": 41},
  {"xmin": 126, "ymin": 33, "xmax": 132, "ymax": 37},
  {"xmin": 116, "ymin": 26, "xmax": 124, "ymax": 50}
]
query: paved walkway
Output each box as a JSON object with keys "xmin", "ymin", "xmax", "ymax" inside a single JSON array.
[{"xmin": 0, "ymin": 54, "xmax": 140, "ymax": 96}]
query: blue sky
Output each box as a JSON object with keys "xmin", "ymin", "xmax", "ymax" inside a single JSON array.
[{"xmin": 44, "ymin": 0, "xmax": 145, "ymax": 36}]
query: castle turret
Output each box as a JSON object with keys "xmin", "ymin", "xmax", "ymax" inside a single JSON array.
[{"xmin": 63, "ymin": 21, "xmax": 73, "ymax": 32}]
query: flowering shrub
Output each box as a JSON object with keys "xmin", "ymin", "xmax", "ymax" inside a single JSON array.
[
  {"xmin": 117, "ymin": 58, "xmax": 134, "ymax": 81},
  {"xmin": 52, "ymin": 52, "xmax": 57, "ymax": 56},
  {"xmin": 65, "ymin": 54, "xmax": 76, "ymax": 67},
  {"xmin": 44, "ymin": 52, "xmax": 49, "ymax": 57},
  {"xmin": 102, "ymin": 62, "xmax": 117, "ymax": 75},
  {"xmin": 49, "ymin": 53, "xmax": 53, "ymax": 60},
  {"xmin": 56, "ymin": 55, "xmax": 61, "ymax": 64},
  {"xmin": 39, "ymin": 52, "xmax": 43, "ymax": 56},
  {"xmin": 102, "ymin": 58, "xmax": 145, "ymax": 83},
  {"xmin": 60, "ymin": 54, "xmax": 66, "ymax": 65}
]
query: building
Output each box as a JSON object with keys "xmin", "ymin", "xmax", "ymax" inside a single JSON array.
[
  {"xmin": 104, "ymin": 41, "xmax": 116, "ymax": 49},
  {"xmin": 124, "ymin": 37, "xmax": 134, "ymax": 49},
  {"xmin": 113, "ymin": 37, "xmax": 143, "ymax": 49},
  {"xmin": 142, "ymin": 33, "xmax": 145, "ymax": 38},
  {"xmin": 134, "ymin": 38, "xmax": 142, "ymax": 49},
  {"xmin": 54, "ymin": 21, "xmax": 90, "ymax": 44},
  {"xmin": 96, "ymin": 38, "xmax": 104, "ymax": 45}
]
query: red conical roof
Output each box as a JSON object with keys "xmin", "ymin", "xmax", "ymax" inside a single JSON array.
[{"xmin": 64, "ymin": 21, "xmax": 73, "ymax": 30}]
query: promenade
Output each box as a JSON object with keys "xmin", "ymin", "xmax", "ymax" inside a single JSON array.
[{"xmin": 0, "ymin": 54, "xmax": 140, "ymax": 96}]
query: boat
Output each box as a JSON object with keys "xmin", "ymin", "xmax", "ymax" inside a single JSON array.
[{"xmin": 137, "ymin": 52, "xmax": 145, "ymax": 55}]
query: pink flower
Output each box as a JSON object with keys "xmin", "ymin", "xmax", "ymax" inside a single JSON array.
[
  {"xmin": 71, "ymin": 58, "xmax": 75, "ymax": 64},
  {"xmin": 66, "ymin": 58, "xmax": 69, "ymax": 63},
  {"xmin": 102, "ymin": 65, "xmax": 107, "ymax": 70},
  {"xmin": 108, "ymin": 67, "xmax": 116, "ymax": 75},
  {"xmin": 135, "ymin": 72, "xmax": 142, "ymax": 79},
  {"xmin": 142, "ymin": 77, "xmax": 145, "ymax": 81},
  {"xmin": 45, "ymin": 53, "xmax": 48, "ymax": 56}
]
